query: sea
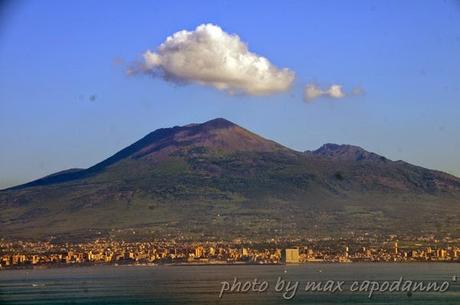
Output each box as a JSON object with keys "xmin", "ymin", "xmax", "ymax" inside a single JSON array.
[{"xmin": 0, "ymin": 263, "xmax": 459, "ymax": 305}]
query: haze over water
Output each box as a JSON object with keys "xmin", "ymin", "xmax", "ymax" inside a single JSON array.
[{"xmin": 0, "ymin": 263, "xmax": 459, "ymax": 305}]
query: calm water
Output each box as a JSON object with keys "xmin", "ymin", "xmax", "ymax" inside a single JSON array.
[{"xmin": 0, "ymin": 263, "xmax": 459, "ymax": 305}]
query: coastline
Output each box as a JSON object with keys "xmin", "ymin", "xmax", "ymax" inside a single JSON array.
[{"xmin": 1, "ymin": 260, "xmax": 459, "ymax": 272}]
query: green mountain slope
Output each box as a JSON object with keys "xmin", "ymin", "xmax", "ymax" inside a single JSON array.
[{"xmin": 1, "ymin": 118, "xmax": 460, "ymax": 240}]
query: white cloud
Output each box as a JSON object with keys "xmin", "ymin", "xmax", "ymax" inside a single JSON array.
[
  {"xmin": 303, "ymin": 83, "xmax": 363, "ymax": 102},
  {"xmin": 130, "ymin": 24, "xmax": 295, "ymax": 96}
]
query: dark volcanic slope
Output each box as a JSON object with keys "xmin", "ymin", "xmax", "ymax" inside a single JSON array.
[
  {"xmin": 8, "ymin": 118, "xmax": 286, "ymax": 190},
  {"xmin": 1, "ymin": 118, "xmax": 460, "ymax": 240},
  {"xmin": 306, "ymin": 143, "xmax": 387, "ymax": 162}
]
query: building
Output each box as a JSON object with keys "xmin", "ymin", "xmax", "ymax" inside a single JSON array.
[
  {"xmin": 208, "ymin": 247, "xmax": 216, "ymax": 256},
  {"xmin": 437, "ymin": 249, "xmax": 446, "ymax": 259},
  {"xmin": 195, "ymin": 246, "xmax": 204, "ymax": 258},
  {"xmin": 284, "ymin": 248, "xmax": 299, "ymax": 263}
]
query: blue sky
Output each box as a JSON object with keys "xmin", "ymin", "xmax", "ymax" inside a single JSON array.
[{"xmin": 1, "ymin": 0, "xmax": 460, "ymax": 188}]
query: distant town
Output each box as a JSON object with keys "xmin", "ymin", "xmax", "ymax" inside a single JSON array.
[{"xmin": 1, "ymin": 235, "xmax": 460, "ymax": 269}]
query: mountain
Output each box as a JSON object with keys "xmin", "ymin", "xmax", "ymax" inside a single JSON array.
[
  {"xmin": 1, "ymin": 118, "xmax": 460, "ymax": 241},
  {"xmin": 306, "ymin": 143, "xmax": 387, "ymax": 162},
  {"xmin": 8, "ymin": 118, "xmax": 286, "ymax": 190}
]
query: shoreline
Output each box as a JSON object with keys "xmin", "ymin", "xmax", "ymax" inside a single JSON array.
[{"xmin": 1, "ymin": 260, "xmax": 459, "ymax": 271}]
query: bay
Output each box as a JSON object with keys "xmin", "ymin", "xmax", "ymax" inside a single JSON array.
[{"xmin": 0, "ymin": 263, "xmax": 459, "ymax": 305}]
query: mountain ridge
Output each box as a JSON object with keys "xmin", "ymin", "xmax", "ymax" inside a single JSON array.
[
  {"xmin": 1, "ymin": 118, "xmax": 460, "ymax": 240},
  {"xmin": 8, "ymin": 118, "xmax": 459, "ymax": 191},
  {"xmin": 4, "ymin": 118, "xmax": 289, "ymax": 190}
]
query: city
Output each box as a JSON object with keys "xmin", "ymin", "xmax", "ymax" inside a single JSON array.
[{"xmin": 1, "ymin": 236, "xmax": 459, "ymax": 269}]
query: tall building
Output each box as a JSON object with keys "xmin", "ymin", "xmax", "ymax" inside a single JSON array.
[
  {"xmin": 31, "ymin": 255, "xmax": 40, "ymax": 265},
  {"xmin": 195, "ymin": 246, "xmax": 204, "ymax": 258},
  {"xmin": 454, "ymin": 249, "xmax": 459, "ymax": 258},
  {"xmin": 437, "ymin": 249, "xmax": 446, "ymax": 259},
  {"xmin": 284, "ymin": 248, "xmax": 299, "ymax": 263},
  {"xmin": 209, "ymin": 247, "xmax": 216, "ymax": 256}
]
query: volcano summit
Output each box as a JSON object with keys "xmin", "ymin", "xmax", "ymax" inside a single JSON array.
[{"xmin": 1, "ymin": 118, "xmax": 460, "ymax": 240}]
